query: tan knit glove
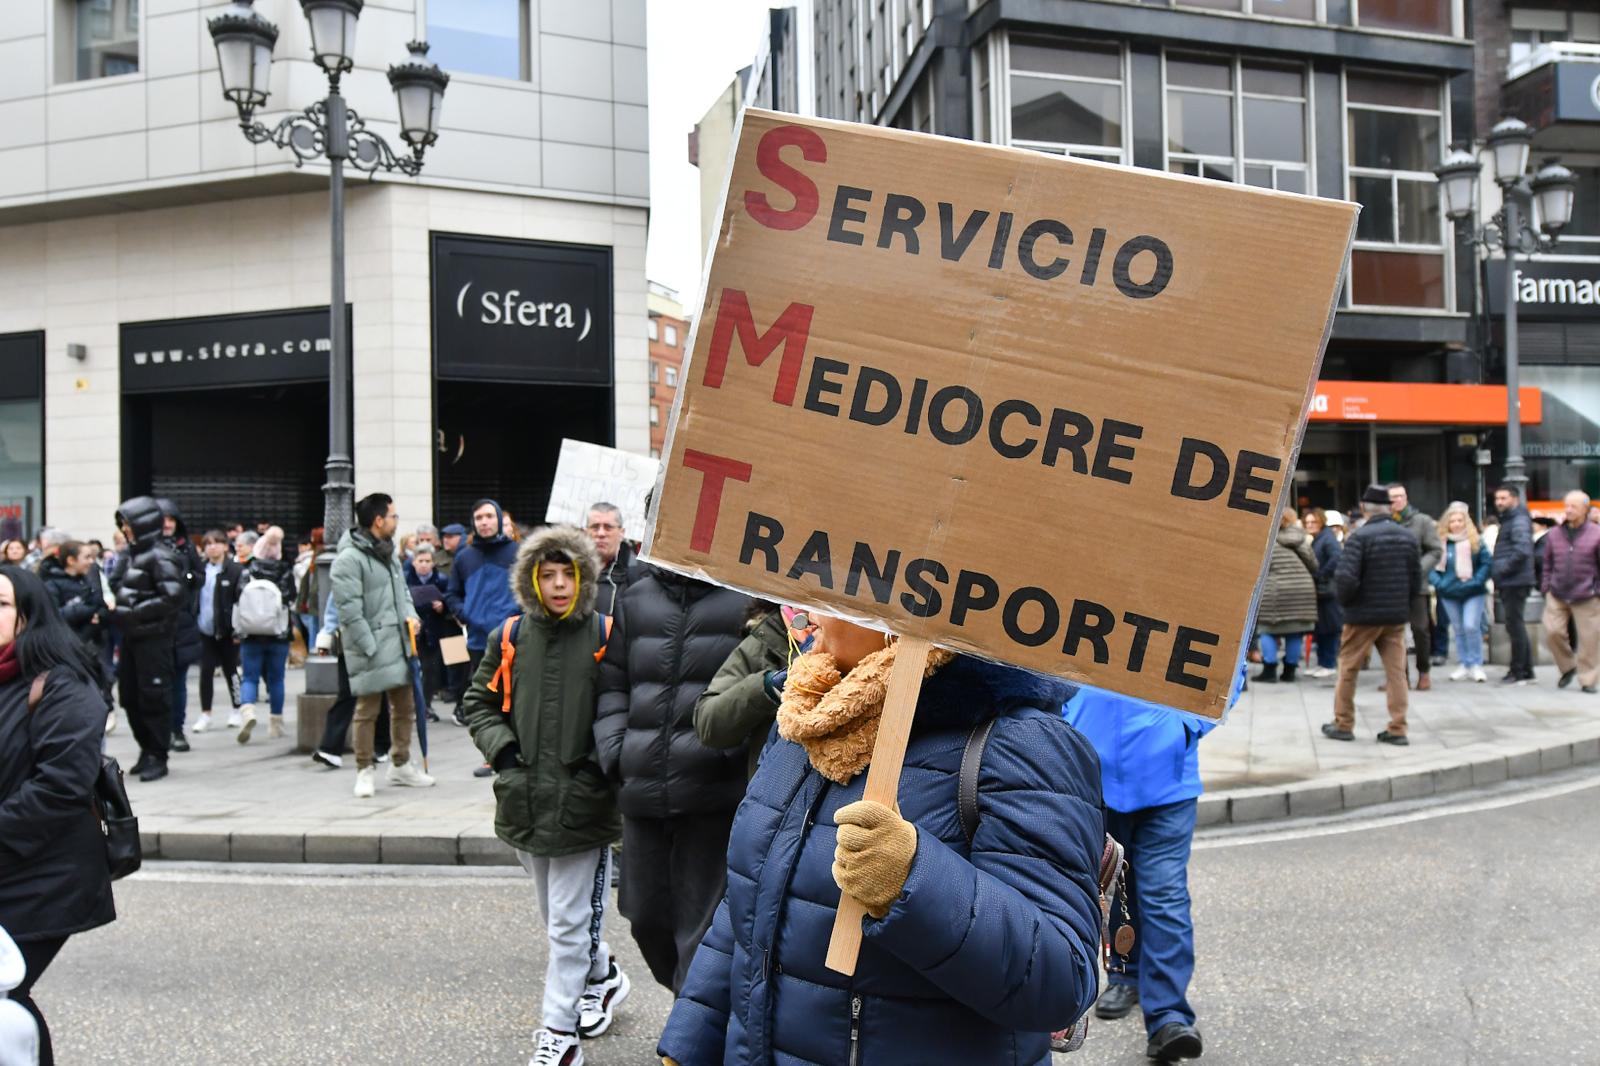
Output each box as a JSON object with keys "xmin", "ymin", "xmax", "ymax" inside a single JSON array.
[{"xmin": 833, "ymin": 800, "xmax": 917, "ymax": 919}]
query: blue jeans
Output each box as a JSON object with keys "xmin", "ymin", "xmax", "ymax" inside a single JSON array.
[
  {"xmin": 239, "ymin": 639, "xmax": 290, "ymax": 715},
  {"xmin": 170, "ymin": 662, "xmax": 191, "ymax": 733},
  {"xmin": 1105, "ymin": 799, "xmax": 1199, "ymax": 1039},
  {"xmin": 1439, "ymin": 594, "xmax": 1487, "ymax": 667},
  {"xmin": 1257, "ymin": 632, "xmax": 1304, "ymax": 666},
  {"xmin": 300, "ymin": 612, "xmax": 319, "ymax": 651}
]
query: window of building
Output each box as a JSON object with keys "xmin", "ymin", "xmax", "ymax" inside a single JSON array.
[
  {"xmin": 665, "ymin": 365, "xmax": 678, "ymax": 387},
  {"xmin": 1345, "ymin": 71, "xmax": 1447, "ymax": 309},
  {"xmin": 649, "ymin": 360, "xmax": 659, "ymax": 383},
  {"xmin": 1007, "ymin": 36, "xmax": 1125, "ymax": 162},
  {"xmin": 63, "ymin": 0, "xmax": 140, "ymax": 81},
  {"xmin": 1558, "ymin": 165, "xmax": 1600, "ymax": 247},
  {"xmin": 426, "ymin": 0, "xmax": 526, "ymax": 81},
  {"xmin": 1177, "ymin": 0, "xmax": 1315, "ymax": 20},
  {"xmin": 1164, "ymin": 54, "xmax": 1309, "ymax": 193},
  {"xmin": 974, "ymin": 38, "xmax": 993, "ymax": 143},
  {"xmin": 1357, "ymin": 0, "xmax": 1453, "ymax": 36},
  {"xmin": 1509, "ymin": 9, "xmax": 1600, "ymax": 71},
  {"xmin": 664, "ymin": 323, "xmax": 678, "ymax": 347},
  {"xmin": 650, "ymin": 405, "xmax": 660, "ymax": 426},
  {"xmin": 649, "ymin": 318, "xmax": 659, "ymax": 341}
]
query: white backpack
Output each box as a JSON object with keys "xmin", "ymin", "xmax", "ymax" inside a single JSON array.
[{"xmin": 233, "ymin": 576, "xmax": 288, "ymax": 637}]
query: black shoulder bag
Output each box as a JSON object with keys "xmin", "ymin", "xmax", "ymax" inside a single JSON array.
[
  {"xmin": 29, "ymin": 673, "xmax": 142, "ymax": 881},
  {"xmin": 958, "ymin": 717, "xmax": 1131, "ymax": 1054}
]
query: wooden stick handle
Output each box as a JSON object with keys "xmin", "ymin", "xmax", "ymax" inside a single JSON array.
[{"xmin": 825, "ymin": 636, "xmax": 932, "ymax": 976}]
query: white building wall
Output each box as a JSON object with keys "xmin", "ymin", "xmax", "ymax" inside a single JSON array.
[{"xmin": 0, "ymin": 0, "xmax": 650, "ymax": 539}]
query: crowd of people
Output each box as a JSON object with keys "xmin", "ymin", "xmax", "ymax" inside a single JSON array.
[
  {"xmin": 3, "ymin": 477, "xmax": 1597, "ymax": 1065},
  {"xmin": 1248, "ymin": 482, "xmax": 1600, "ymax": 747}
]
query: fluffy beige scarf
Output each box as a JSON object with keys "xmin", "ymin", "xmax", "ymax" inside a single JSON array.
[{"xmin": 776, "ymin": 641, "xmax": 954, "ymax": 784}]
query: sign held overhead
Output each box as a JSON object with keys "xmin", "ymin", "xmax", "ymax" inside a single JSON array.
[{"xmin": 646, "ymin": 110, "xmax": 1357, "ymax": 718}]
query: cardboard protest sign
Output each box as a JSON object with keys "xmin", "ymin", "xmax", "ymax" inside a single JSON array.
[
  {"xmin": 645, "ymin": 110, "xmax": 1356, "ymax": 719},
  {"xmin": 544, "ymin": 438, "xmax": 660, "ymax": 537}
]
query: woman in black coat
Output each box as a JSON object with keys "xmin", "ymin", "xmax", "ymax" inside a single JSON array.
[{"xmin": 0, "ymin": 565, "xmax": 115, "ymax": 1066}]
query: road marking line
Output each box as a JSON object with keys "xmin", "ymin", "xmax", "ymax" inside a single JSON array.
[{"xmin": 1196, "ymin": 767, "xmax": 1600, "ymax": 849}]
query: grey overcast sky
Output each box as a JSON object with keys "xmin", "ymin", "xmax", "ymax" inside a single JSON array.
[{"xmin": 644, "ymin": 0, "xmax": 812, "ymax": 315}]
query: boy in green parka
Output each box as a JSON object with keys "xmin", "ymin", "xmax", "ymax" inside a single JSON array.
[{"xmin": 464, "ymin": 525, "xmax": 628, "ymax": 1066}]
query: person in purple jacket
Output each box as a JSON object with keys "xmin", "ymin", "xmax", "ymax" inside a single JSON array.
[{"xmin": 1541, "ymin": 490, "xmax": 1600, "ymax": 694}]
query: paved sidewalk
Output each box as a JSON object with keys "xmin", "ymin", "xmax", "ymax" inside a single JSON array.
[{"xmin": 121, "ymin": 661, "xmax": 1600, "ymax": 864}]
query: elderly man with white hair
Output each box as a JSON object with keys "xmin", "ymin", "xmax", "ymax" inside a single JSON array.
[{"xmin": 1541, "ymin": 490, "xmax": 1600, "ymax": 694}]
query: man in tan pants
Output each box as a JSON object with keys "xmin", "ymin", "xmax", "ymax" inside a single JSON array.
[
  {"xmin": 1324, "ymin": 485, "xmax": 1420, "ymax": 745},
  {"xmin": 1540, "ymin": 491, "xmax": 1600, "ymax": 694}
]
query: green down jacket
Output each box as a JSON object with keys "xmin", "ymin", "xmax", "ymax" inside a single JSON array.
[
  {"xmin": 464, "ymin": 525, "xmax": 620, "ymax": 858},
  {"xmin": 330, "ymin": 529, "xmax": 420, "ymax": 696},
  {"xmin": 693, "ymin": 609, "xmax": 790, "ymax": 779}
]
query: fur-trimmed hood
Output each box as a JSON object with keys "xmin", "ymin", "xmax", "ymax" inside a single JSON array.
[{"xmin": 511, "ymin": 525, "xmax": 601, "ymax": 621}]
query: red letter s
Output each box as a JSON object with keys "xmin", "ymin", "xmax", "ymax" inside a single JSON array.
[{"xmin": 745, "ymin": 125, "xmax": 826, "ymax": 231}]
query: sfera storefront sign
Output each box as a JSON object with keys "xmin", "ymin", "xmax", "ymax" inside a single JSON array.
[
  {"xmin": 1487, "ymin": 260, "xmax": 1600, "ymax": 320},
  {"xmin": 431, "ymin": 233, "xmax": 612, "ymax": 385},
  {"xmin": 120, "ymin": 307, "xmax": 349, "ymax": 393}
]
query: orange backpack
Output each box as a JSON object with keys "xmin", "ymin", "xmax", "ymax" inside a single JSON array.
[{"xmin": 486, "ymin": 612, "xmax": 614, "ymax": 714}]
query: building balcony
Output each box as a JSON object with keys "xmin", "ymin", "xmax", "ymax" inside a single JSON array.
[{"xmin": 1502, "ymin": 44, "xmax": 1600, "ymax": 150}]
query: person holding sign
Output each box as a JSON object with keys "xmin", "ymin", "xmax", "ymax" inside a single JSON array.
[{"xmin": 656, "ymin": 615, "xmax": 1104, "ymax": 1066}]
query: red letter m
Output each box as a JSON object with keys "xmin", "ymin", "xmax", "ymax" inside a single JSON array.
[{"xmin": 703, "ymin": 288, "xmax": 815, "ymax": 407}]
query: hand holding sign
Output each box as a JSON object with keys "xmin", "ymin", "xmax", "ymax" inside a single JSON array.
[{"xmin": 645, "ymin": 111, "xmax": 1355, "ymax": 972}]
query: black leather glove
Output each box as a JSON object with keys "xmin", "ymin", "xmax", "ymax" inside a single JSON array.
[{"xmin": 492, "ymin": 745, "xmax": 521, "ymax": 772}]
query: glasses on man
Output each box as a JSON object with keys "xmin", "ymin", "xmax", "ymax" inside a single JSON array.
[{"xmin": 587, "ymin": 522, "xmax": 620, "ymax": 533}]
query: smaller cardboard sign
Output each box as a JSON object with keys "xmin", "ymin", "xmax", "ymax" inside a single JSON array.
[
  {"xmin": 544, "ymin": 439, "xmax": 660, "ymax": 537},
  {"xmin": 438, "ymin": 635, "xmax": 471, "ymax": 666}
]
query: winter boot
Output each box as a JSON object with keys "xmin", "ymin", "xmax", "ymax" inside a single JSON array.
[
  {"xmin": 1255, "ymin": 662, "xmax": 1279, "ymax": 684},
  {"xmin": 1281, "ymin": 663, "xmax": 1298, "ymax": 683}
]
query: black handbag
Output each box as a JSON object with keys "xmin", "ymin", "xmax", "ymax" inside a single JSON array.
[{"xmin": 28, "ymin": 672, "xmax": 143, "ymax": 881}]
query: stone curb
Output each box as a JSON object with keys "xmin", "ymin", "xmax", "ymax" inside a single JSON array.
[
  {"xmin": 140, "ymin": 733, "xmax": 1600, "ymax": 866},
  {"xmin": 1196, "ymin": 731, "xmax": 1600, "ymax": 829}
]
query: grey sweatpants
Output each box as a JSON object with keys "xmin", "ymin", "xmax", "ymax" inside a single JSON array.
[{"xmin": 516, "ymin": 846, "xmax": 614, "ymax": 1032}]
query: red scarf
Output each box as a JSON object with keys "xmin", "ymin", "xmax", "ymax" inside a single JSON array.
[{"xmin": 0, "ymin": 641, "xmax": 19, "ymax": 686}]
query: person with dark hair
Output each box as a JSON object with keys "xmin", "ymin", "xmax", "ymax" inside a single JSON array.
[
  {"xmin": 594, "ymin": 567, "xmax": 750, "ymax": 992},
  {"xmin": 1492, "ymin": 484, "xmax": 1537, "ymax": 684},
  {"xmin": 332, "ymin": 492, "xmax": 431, "ymax": 798},
  {"xmin": 156, "ymin": 499, "xmax": 204, "ymax": 752},
  {"xmin": 0, "ymin": 540, "xmax": 25, "ymax": 566},
  {"xmin": 0, "ymin": 564, "xmax": 117, "ymax": 1065},
  {"xmin": 192, "ymin": 530, "xmax": 244, "ymax": 734},
  {"xmin": 111, "ymin": 496, "xmax": 188, "ymax": 781},
  {"xmin": 446, "ymin": 499, "xmax": 520, "ymax": 727}
]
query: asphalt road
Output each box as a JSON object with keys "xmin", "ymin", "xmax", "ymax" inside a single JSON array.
[{"xmin": 34, "ymin": 768, "xmax": 1600, "ymax": 1066}]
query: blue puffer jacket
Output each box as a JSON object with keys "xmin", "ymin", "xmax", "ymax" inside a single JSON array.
[
  {"xmin": 444, "ymin": 499, "xmax": 520, "ymax": 652},
  {"xmin": 1062, "ymin": 687, "xmax": 1218, "ymax": 814},
  {"xmin": 658, "ymin": 656, "xmax": 1104, "ymax": 1066},
  {"xmin": 1428, "ymin": 540, "xmax": 1492, "ymax": 601}
]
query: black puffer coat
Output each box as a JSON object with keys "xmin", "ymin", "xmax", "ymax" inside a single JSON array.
[
  {"xmin": 1493, "ymin": 503, "xmax": 1537, "ymax": 588},
  {"xmin": 156, "ymin": 499, "xmax": 204, "ymax": 668},
  {"xmin": 112, "ymin": 496, "xmax": 187, "ymax": 641},
  {"xmin": 1335, "ymin": 516, "xmax": 1420, "ymax": 626},
  {"xmin": 594, "ymin": 567, "xmax": 751, "ymax": 819},
  {"xmin": 39, "ymin": 554, "xmax": 101, "ymax": 644},
  {"xmin": 0, "ymin": 668, "xmax": 115, "ymax": 943}
]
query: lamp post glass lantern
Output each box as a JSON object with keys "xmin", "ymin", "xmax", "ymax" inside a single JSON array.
[
  {"xmin": 205, "ymin": 0, "xmax": 446, "ymax": 565},
  {"xmin": 1435, "ymin": 121, "xmax": 1579, "ymax": 497}
]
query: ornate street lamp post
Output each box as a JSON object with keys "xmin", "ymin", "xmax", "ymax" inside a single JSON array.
[
  {"xmin": 206, "ymin": 0, "xmax": 448, "ymax": 544},
  {"xmin": 1436, "ymin": 117, "xmax": 1576, "ymax": 498}
]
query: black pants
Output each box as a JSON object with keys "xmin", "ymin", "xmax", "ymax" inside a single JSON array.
[
  {"xmin": 618, "ymin": 812, "xmax": 735, "ymax": 993},
  {"xmin": 197, "ymin": 634, "xmax": 241, "ymax": 711},
  {"xmin": 454, "ymin": 648, "xmax": 485, "ymax": 710},
  {"xmin": 1499, "ymin": 585, "xmax": 1534, "ymax": 678},
  {"xmin": 318, "ymin": 651, "xmax": 389, "ymax": 756},
  {"xmin": 119, "ymin": 633, "xmax": 174, "ymax": 762},
  {"xmin": 1407, "ymin": 595, "xmax": 1432, "ymax": 676},
  {"xmin": 11, "ymin": 935, "xmax": 66, "ymax": 1066}
]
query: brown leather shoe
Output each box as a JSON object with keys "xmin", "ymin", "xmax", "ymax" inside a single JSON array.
[{"xmin": 1416, "ymin": 674, "xmax": 1432, "ymax": 691}]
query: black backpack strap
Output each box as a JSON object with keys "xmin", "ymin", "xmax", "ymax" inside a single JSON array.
[{"xmin": 959, "ymin": 716, "xmax": 998, "ymax": 846}]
